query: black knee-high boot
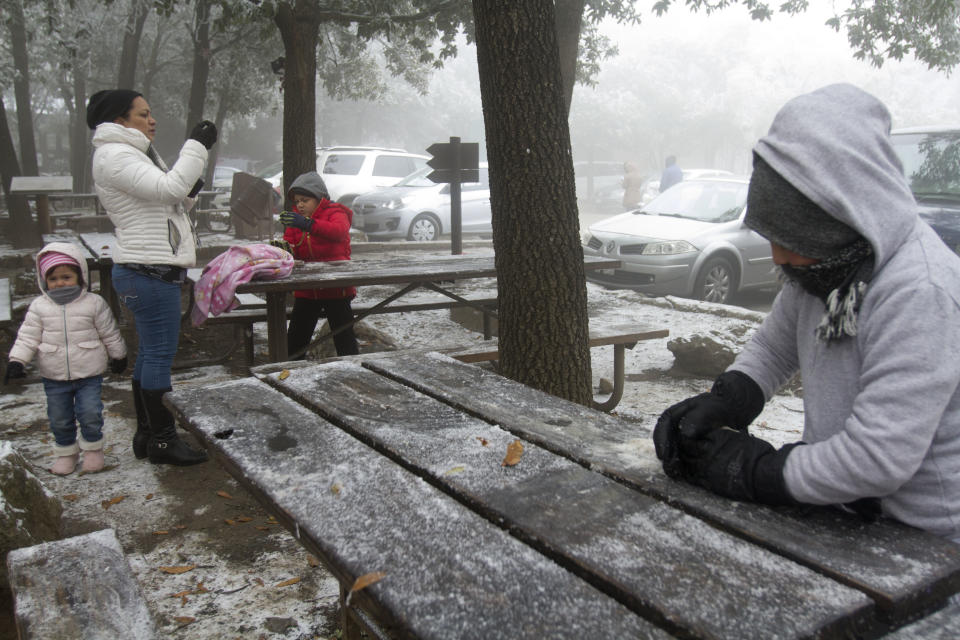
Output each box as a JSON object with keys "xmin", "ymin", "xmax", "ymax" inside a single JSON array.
[
  {"xmin": 141, "ymin": 388, "xmax": 208, "ymax": 466},
  {"xmin": 131, "ymin": 380, "xmax": 150, "ymax": 459}
]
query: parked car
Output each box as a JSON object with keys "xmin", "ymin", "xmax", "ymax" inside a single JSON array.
[
  {"xmin": 890, "ymin": 126, "xmax": 960, "ymax": 255},
  {"xmin": 208, "ymin": 165, "xmax": 242, "ymax": 209},
  {"xmin": 264, "ymin": 147, "xmax": 429, "ymax": 207},
  {"xmin": 352, "ymin": 163, "xmax": 491, "ymax": 241},
  {"xmin": 581, "ymin": 176, "xmax": 777, "ymax": 304}
]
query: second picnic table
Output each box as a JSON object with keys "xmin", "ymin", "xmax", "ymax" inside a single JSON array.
[{"xmin": 165, "ymin": 350, "xmax": 960, "ymax": 639}]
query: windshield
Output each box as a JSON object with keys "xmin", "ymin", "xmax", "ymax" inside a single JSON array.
[
  {"xmin": 395, "ymin": 165, "xmax": 436, "ymax": 187},
  {"xmin": 639, "ymin": 180, "xmax": 748, "ymax": 222},
  {"xmin": 891, "ymin": 131, "xmax": 960, "ymax": 198}
]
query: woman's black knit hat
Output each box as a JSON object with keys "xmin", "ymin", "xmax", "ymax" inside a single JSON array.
[{"xmin": 86, "ymin": 89, "xmax": 142, "ymax": 130}]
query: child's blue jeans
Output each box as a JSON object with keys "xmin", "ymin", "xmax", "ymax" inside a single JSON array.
[{"xmin": 43, "ymin": 375, "xmax": 104, "ymax": 452}]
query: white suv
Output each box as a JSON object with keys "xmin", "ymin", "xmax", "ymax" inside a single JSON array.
[{"xmin": 269, "ymin": 146, "xmax": 429, "ymax": 207}]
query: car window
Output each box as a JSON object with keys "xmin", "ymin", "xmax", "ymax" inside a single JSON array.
[
  {"xmin": 643, "ymin": 181, "xmax": 747, "ymax": 222},
  {"xmin": 373, "ymin": 155, "xmax": 416, "ymax": 178},
  {"xmin": 462, "ymin": 168, "xmax": 490, "ymax": 192},
  {"xmin": 396, "ymin": 166, "xmax": 435, "ymax": 187},
  {"xmin": 322, "ymin": 154, "xmax": 364, "ymax": 175},
  {"xmin": 891, "ymin": 131, "xmax": 960, "ymax": 198}
]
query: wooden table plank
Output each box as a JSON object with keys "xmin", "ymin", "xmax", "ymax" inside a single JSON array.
[
  {"xmin": 259, "ymin": 361, "xmax": 874, "ymax": 639},
  {"xmin": 358, "ymin": 351, "xmax": 960, "ymax": 625},
  {"xmin": 165, "ymin": 377, "xmax": 662, "ymax": 640}
]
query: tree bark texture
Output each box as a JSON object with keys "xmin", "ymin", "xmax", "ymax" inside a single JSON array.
[
  {"xmin": 8, "ymin": 0, "xmax": 39, "ymax": 176},
  {"xmin": 0, "ymin": 98, "xmax": 41, "ymax": 248},
  {"xmin": 472, "ymin": 0, "xmax": 593, "ymax": 405},
  {"xmin": 555, "ymin": 0, "xmax": 586, "ymax": 117},
  {"xmin": 185, "ymin": 0, "xmax": 212, "ymax": 139},
  {"xmin": 275, "ymin": 1, "xmax": 319, "ymax": 209},
  {"xmin": 117, "ymin": 0, "xmax": 149, "ymax": 90}
]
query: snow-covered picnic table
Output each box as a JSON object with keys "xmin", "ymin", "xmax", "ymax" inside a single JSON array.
[{"xmin": 164, "ymin": 350, "xmax": 960, "ymax": 639}]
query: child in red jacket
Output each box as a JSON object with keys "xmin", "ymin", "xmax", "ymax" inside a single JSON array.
[{"xmin": 279, "ymin": 171, "xmax": 359, "ymax": 358}]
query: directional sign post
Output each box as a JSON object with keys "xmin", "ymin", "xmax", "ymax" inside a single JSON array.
[{"xmin": 427, "ymin": 137, "xmax": 480, "ymax": 255}]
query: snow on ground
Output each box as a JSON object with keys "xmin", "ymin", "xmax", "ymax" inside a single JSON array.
[{"xmin": 1, "ymin": 236, "xmax": 803, "ymax": 637}]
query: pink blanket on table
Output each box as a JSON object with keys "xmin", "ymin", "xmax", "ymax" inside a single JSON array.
[{"xmin": 190, "ymin": 244, "xmax": 294, "ymax": 327}]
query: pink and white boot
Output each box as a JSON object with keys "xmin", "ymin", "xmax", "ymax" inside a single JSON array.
[
  {"xmin": 80, "ymin": 437, "xmax": 105, "ymax": 473},
  {"xmin": 50, "ymin": 442, "xmax": 80, "ymax": 476}
]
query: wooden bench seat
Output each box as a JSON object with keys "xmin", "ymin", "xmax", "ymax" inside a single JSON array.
[
  {"xmin": 6, "ymin": 528, "xmax": 158, "ymax": 639},
  {"xmin": 446, "ymin": 324, "xmax": 669, "ymax": 412}
]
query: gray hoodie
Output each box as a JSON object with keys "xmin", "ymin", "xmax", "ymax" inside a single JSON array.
[{"xmin": 732, "ymin": 84, "xmax": 960, "ymax": 543}]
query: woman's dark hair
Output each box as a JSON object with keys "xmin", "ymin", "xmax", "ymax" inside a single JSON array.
[{"xmin": 86, "ymin": 89, "xmax": 143, "ymax": 130}]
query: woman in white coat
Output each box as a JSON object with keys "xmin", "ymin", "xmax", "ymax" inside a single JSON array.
[{"xmin": 87, "ymin": 89, "xmax": 216, "ymax": 466}]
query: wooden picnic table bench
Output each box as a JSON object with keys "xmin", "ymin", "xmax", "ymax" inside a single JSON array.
[
  {"xmin": 0, "ymin": 278, "xmax": 11, "ymax": 329},
  {"xmin": 10, "ymin": 176, "xmax": 72, "ymax": 234},
  {"xmin": 446, "ymin": 323, "xmax": 669, "ymax": 412},
  {"xmin": 164, "ymin": 351, "xmax": 960, "ymax": 639},
  {"xmin": 7, "ymin": 528, "xmax": 158, "ymax": 639},
  {"xmin": 77, "ymin": 232, "xmax": 121, "ymax": 321}
]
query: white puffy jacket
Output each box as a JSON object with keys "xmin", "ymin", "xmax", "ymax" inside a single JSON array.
[
  {"xmin": 9, "ymin": 242, "xmax": 127, "ymax": 380},
  {"xmin": 91, "ymin": 123, "xmax": 207, "ymax": 268}
]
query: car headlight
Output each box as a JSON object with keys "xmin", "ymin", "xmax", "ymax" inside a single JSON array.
[
  {"xmin": 581, "ymin": 231, "xmax": 593, "ymax": 245},
  {"xmin": 385, "ymin": 198, "xmax": 406, "ymax": 210},
  {"xmin": 642, "ymin": 240, "xmax": 697, "ymax": 255}
]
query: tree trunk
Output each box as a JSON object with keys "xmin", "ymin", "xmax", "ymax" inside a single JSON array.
[
  {"xmin": 117, "ymin": 0, "xmax": 150, "ymax": 89},
  {"xmin": 472, "ymin": 0, "xmax": 592, "ymax": 405},
  {"xmin": 0, "ymin": 98, "xmax": 41, "ymax": 248},
  {"xmin": 8, "ymin": 0, "xmax": 39, "ymax": 175},
  {"xmin": 185, "ymin": 0, "xmax": 212, "ymax": 138},
  {"xmin": 555, "ymin": 0, "xmax": 586, "ymax": 117},
  {"xmin": 275, "ymin": 1, "xmax": 319, "ymax": 209}
]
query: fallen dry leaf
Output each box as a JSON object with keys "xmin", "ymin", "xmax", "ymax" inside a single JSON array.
[
  {"xmin": 216, "ymin": 490, "xmax": 233, "ymax": 499},
  {"xmin": 224, "ymin": 519, "xmax": 236, "ymax": 526},
  {"xmin": 346, "ymin": 571, "xmax": 386, "ymax": 606},
  {"xmin": 237, "ymin": 516, "xmax": 253, "ymax": 522},
  {"xmin": 101, "ymin": 495, "xmax": 126, "ymax": 510},
  {"xmin": 501, "ymin": 440, "xmax": 524, "ymax": 467},
  {"xmin": 173, "ymin": 616, "xmax": 196, "ymax": 625},
  {"xmin": 275, "ymin": 577, "xmax": 300, "ymax": 588},
  {"xmin": 153, "ymin": 530, "xmax": 169, "ymax": 536},
  {"xmin": 330, "ymin": 483, "xmax": 341, "ymax": 495},
  {"xmin": 254, "ymin": 577, "xmax": 264, "ymax": 587},
  {"xmin": 255, "ymin": 526, "xmax": 270, "ymax": 531},
  {"xmin": 145, "ymin": 493, "xmax": 154, "ymax": 500},
  {"xmin": 62, "ymin": 494, "xmax": 78, "ymax": 502},
  {"xmin": 477, "ymin": 437, "xmax": 489, "ymax": 446},
  {"xmin": 159, "ymin": 564, "xmax": 197, "ymax": 575},
  {"xmin": 279, "ymin": 369, "xmax": 290, "ymax": 380},
  {"xmin": 307, "ymin": 555, "xmax": 319, "ymax": 567},
  {"xmin": 444, "ymin": 466, "xmax": 465, "ymax": 476},
  {"xmin": 174, "ymin": 525, "xmax": 186, "ymax": 530}
]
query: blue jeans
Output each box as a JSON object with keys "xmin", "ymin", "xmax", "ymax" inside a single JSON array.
[
  {"xmin": 43, "ymin": 376, "xmax": 104, "ymax": 447},
  {"xmin": 112, "ymin": 265, "xmax": 182, "ymax": 390}
]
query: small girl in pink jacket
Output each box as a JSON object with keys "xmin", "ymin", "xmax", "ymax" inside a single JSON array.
[{"xmin": 4, "ymin": 242, "xmax": 127, "ymax": 475}]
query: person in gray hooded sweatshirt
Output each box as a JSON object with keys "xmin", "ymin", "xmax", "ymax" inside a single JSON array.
[{"xmin": 653, "ymin": 83, "xmax": 960, "ymax": 545}]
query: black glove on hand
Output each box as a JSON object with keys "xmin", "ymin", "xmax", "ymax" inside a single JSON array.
[
  {"xmin": 4, "ymin": 361, "xmax": 25, "ymax": 384},
  {"xmin": 188, "ymin": 120, "xmax": 218, "ymax": 149},
  {"xmin": 278, "ymin": 210, "xmax": 312, "ymax": 232},
  {"xmin": 109, "ymin": 356, "xmax": 128, "ymax": 374},
  {"xmin": 678, "ymin": 428, "xmax": 802, "ymax": 505},
  {"xmin": 653, "ymin": 370, "xmax": 765, "ymax": 478}
]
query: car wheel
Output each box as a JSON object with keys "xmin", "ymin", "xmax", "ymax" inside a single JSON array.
[
  {"xmin": 694, "ymin": 256, "xmax": 737, "ymax": 304},
  {"xmin": 408, "ymin": 214, "xmax": 441, "ymax": 241}
]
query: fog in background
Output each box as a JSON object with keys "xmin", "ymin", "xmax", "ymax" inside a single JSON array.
[{"xmin": 221, "ymin": 3, "xmax": 959, "ymax": 181}]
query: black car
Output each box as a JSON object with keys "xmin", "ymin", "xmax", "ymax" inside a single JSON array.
[{"xmin": 890, "ymin": 126, "xmax": 960, "ymax": 254}]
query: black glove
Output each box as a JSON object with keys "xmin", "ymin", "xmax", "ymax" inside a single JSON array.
[
  {"xmin": 4, "ymin": 361, "xmax": 25, "ymax": 384},
  {"xmin": 279, "ymin": 210, "xmax": 312, "ymax": 232},
  {"xmin": 677, "ymin": 427, "xmax": 802, "ymax": 505},
  {"xmin": 109, "ymin": 356, "xmax": 128, "ymax": 374},
  {"xmin": 188, "ymin": 120, "xmax": 218, "ymax": 149},
  {"xmin": 654, "ymin": 370, "xmax": 765, "ymax": 478}
]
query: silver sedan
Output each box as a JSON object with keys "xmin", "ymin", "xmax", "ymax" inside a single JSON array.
[{"xmin": 581, "ymin": 177, "xmax": 778, "ymax": 304}]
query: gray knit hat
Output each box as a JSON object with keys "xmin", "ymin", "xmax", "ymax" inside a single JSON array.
[{"xmin": 745, "ymin": 154, "xmax": 860, "ymax": 260}]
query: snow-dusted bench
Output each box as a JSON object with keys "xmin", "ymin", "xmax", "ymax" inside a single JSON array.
[{"xmin": 6, "ymin": 528, "xmax": 157, "ymax": 639}]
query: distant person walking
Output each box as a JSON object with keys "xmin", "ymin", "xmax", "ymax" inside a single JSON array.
[
  {"xmin": 659, "ymin": 155, "xmax": 683, "ymax": 193},
  {"xmin": 87, "ymin": 88, "xmax": 216, "ymax": 466},
  {"xmin": 622, "ymin": 162, "xmax": 646, "ymax": 210}
]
